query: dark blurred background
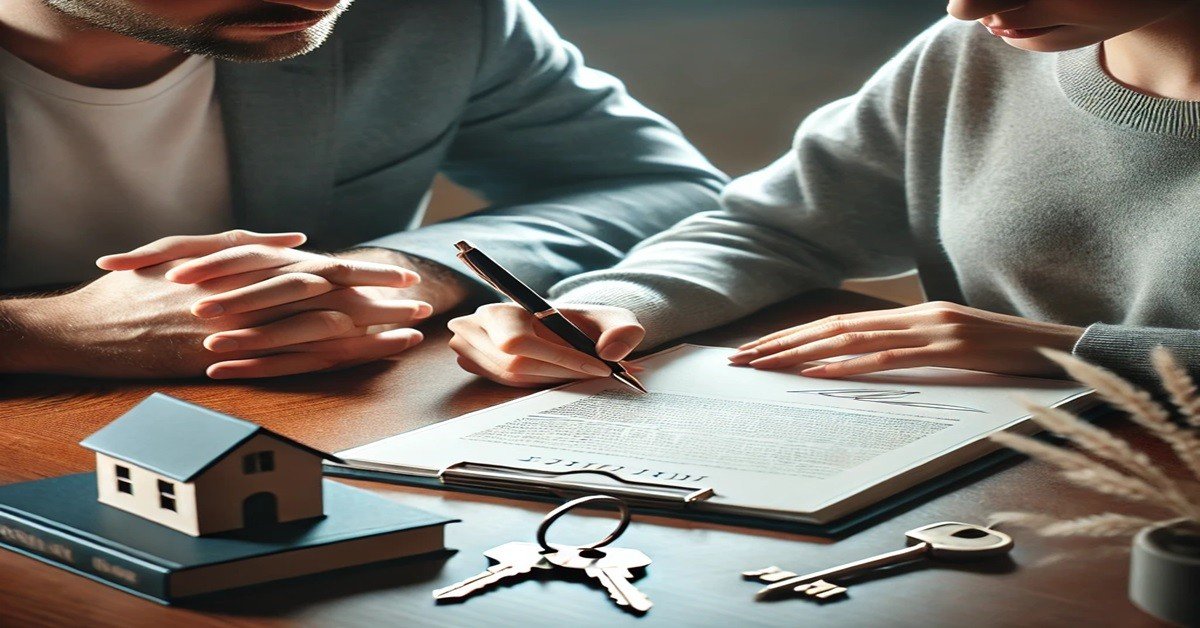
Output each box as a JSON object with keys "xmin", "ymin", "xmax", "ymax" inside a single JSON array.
[{"xmin": 427, "ymin": 0, "xmax": 948, "ymax": 303}]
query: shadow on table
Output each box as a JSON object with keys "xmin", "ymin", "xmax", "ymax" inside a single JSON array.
[
  {"xmin": 842, "ymin": 553, "xmax": 1019, "ymax": 584},
  {"xmin": 0, "ymin": 360, "xmax": 397, "ymax": 401},
  {"xmin": 182, "ymin": 549, "xmax": 456, "ymax": 616},
  {"xmin": 752, "ymin": 555, "xmax": 1018, "ymax": 605}
]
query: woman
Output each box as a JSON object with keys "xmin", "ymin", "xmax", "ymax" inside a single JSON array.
[{"xmin": 448, "ymin": 0, "xmax": 1200, "ymax": 388}]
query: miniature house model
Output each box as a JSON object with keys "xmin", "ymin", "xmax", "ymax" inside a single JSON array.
[{"xmin": 80, "ymin": 393, "xmax": 343, "ymax": 537}]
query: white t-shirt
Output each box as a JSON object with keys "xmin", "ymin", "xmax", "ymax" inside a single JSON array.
[{"xmin": 0, "ymin": 49, "xmax": 233, "ymax": 289}]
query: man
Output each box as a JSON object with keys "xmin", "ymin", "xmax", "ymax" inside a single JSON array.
[{"xmin": 0, "ymin": 0, "xmax": 725, "ymax": 380}]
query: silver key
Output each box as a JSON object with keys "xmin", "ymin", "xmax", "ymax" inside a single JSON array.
[
  {"xmin": 747, "ymin": 521, "xmax": 1014, "ymax": 600},
  {"xmin": 742, "ymin": 567, "xmax": 848, "ymax": 600},
  {"xmin": 547, "ymin": 546, "xmax": 653, "ymax": 612},
  {"xmin": 432, "ymin": 541, "xmax": 552, "ymax": 600}
]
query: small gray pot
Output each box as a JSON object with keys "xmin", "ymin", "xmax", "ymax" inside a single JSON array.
[{"xmin": 1129, "ymin": 519, "xmax": 1200, "ymax": 625}]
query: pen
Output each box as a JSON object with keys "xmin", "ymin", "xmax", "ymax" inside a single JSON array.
[{"xmin": 454, "ymin": 241, "xmax": 648, "ymax": 394}]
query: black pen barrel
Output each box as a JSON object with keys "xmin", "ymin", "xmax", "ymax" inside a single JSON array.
[{"xmin": 459, "ymin": 247, "xmax": 551, "ymax": 313}]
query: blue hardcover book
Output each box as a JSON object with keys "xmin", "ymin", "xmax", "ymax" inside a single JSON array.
[{"xmin": 0, "ymin": 473, "xmax": 456, "ymax": 604}]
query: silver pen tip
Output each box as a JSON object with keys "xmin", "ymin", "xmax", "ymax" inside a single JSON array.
[{"xmin": 613, "ymin": 371, "xmax": 648, "ymax": 394}]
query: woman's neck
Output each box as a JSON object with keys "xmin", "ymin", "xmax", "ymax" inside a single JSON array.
[{"xmin": 1103, "ymin": 4, "xmax": 1200, "ymax": 101}]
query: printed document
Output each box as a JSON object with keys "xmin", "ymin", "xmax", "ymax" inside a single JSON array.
[{"xmin": 336, "ymin": 345, "xmax": 1093, "ymax": 523}]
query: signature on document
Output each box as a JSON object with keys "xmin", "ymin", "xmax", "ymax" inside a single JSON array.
[{"xmin": 787, "ymin": 388, "xmax": 986, "ymax": 413}]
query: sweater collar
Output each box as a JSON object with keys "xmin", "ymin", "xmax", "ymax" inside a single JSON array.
[{"xmin": 1057, "ymin": 45, "xmax": 1200, "ymax": 140}]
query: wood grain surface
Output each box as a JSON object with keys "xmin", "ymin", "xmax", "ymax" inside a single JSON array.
[{"xmin": 0, "ymin": 290, "xmax": 1170, "ymax": 627}]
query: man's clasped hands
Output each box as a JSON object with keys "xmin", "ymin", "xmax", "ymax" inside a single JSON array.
[{"xmin": 14, "ymin": 230, "xmax": 437, "ymax": 379}]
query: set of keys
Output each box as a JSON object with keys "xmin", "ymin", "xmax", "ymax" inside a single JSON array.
[
  {"xmin": 432, "ymin": 495, "xmax": 1013, "ymax": 614},
  {"xmin": 432, "ymin": 495, "xmax": 654, "ymax": 613},
  {"xmin": 743, "ymin": 521, "xmax": 1015, "ymax": 601}
]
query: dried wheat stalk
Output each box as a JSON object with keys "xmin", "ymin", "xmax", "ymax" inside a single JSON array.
[
  {"xmin": 1040, "ymin": 513, "xmax": 1157, "ymax": 537},
  {"xmin": 1018, "ymin": 398, "xmax": 1180, "ymax": 492},
  {"xmin": 1031, "ymin": 545, "xmax": 1132, "ymax": 568},
  {"xmin": 989, "ymin": 511, "xmax": 1155, "ymax": 537},
  {"xmin": 1152, "ymin": 346, "xmax": 1200, "ymax": 429},
  {"xmin": 988, "ymin": 350, "xmax": 1200, "ymax": 538},
  {"xmin": 988, "ymin": 511, "xmax": 1059, "ymax": 530},
  {"xmin": 1041, "ymin": 349, "xmax": 1200, "ymax": 483},
  {"xmin": 989, "ymin": 431, "xmax": 1192, "ymax": 516}
]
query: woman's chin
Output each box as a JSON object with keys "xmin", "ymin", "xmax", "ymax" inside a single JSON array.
[{"xmin": 986, "ymin": 25, "xmax": 1104, "ymax": 53}]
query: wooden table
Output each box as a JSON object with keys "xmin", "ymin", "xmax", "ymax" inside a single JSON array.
[{"xmin": 0, "ymin": 290, "xmax": 1169, "ymax": 627}]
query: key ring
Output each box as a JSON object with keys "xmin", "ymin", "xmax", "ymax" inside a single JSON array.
[{"xmin": 536, "ymin": 495, "xmax": 631, "ymax": 553}]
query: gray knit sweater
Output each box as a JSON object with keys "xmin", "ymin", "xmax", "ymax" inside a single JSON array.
[{"xmin": 550, "ymin": 18, "xmax": 1200, "ymax": 386}]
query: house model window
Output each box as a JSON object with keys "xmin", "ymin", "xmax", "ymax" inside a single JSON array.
[
  {"xmin": 115, "ymin": 465, "xmax": 132, "ymax": 494},
  {"xmin": 243, "ymin": 451, "xmax": 275, "ymax": 474},
  {"xmin": 158, "ymin": 480, "xmax": 176, "ymax": 511}
]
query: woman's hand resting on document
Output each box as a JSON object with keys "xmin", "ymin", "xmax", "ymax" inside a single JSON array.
[
  {"xmin": 728, "ymin": 301, "xmax": 1086, "ymax": 378},
  {"xmin": 7, "ymin": 229, "xmax": 433, "ymax": 379},
  {"xmin": 448, "ymin": 303, "xmax": 646, "ymax": 387}
]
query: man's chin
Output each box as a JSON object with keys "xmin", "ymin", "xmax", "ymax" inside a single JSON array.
[
  {"xmin": 44, "ymin": 0, "xmax": 350, "ymax": 63},
  {"xmin": 188, "ymin": 30, "xmax": 332, "ymax": 63}
]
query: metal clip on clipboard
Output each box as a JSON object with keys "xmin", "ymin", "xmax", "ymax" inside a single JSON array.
[{"xmin": 438, "ymin": 462, "xmax": 715, "ymax": 508}]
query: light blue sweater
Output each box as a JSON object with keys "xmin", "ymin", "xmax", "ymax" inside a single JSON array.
[{"xmin": 552, "ymin": 18, "xmax": 1200, "ymax": 386}]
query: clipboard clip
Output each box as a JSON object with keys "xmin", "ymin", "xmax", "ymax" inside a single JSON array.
[{"xmin": 438, "ymin": 461, "xmax": 715, "ymax": 508}]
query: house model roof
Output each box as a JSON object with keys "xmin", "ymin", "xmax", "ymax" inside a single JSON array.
[{"xmin": 80, "ymin": 393, "xmax": 343, "ymax": 482}]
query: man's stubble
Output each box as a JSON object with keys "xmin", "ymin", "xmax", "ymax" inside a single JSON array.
[{"xmin": 42, "ymin": 0, "xmax": 352, "ymax": 62}]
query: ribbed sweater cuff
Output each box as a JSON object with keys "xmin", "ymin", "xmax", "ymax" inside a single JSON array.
[
  {"xmin": 552, "ymin": 281, "xmax": 678, "ymax": 349},
  {"xmin": 1072, "ymin": 322, "xmax": 1200, "ymax": 389}
]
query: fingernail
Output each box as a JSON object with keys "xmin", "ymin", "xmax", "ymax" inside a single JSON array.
[
  {"xmin": 207, "ymin": 368, "xmax": 231, "ymax": 380},
  {"xmin": 405, "ymin": 329, "xmax": 425, "ymax": 346},
  {"xmin": 801, "ymin": 365, "xmax": 827, "ymax": 376},
  {"xmin": 600, "ymin": 342, "xmax": 632, "ymax": 361},
  {"xmin": 415, "ymin": 303, "xmax": 433, "ymax": 318},
  {"xmin": 193, "ymin": 302, "xmax": 224, "ymax": 318},
  {"xmin": 208, "ymin": 337, "xmax": 239, "ymax": 352},
  {"xmin": 582, "ymin": 363, "xmax": 610, "ymax": 377},
  {"xmin": 728, "ymin": 349, "xmax": 756, "ymax": 363}
]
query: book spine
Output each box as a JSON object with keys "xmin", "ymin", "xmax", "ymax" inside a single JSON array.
[{"xmin": 0, "ymin": 508, "xmax": 171, "ymax": 603}]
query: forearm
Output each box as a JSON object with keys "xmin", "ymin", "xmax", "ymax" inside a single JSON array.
[
  {"xmin": 546, "ymin": 153, "xmax": 911, "ymax": 349},
  {"xmin": 361, "ymin": 177, "xmax": 722, "ymax": 300},
  {"xmin": 547, "ymin": 207, "xmax": 875, "ymax": 350},
  {"xmin": 0, "ymin": 297, "xmax": 60, "ymax": 374},
  {"xmin": 552, "ymin": 279, "xmax": 733, "ymax": 351},
  {"xmin": 1073, "ymin": 323, "xmax": 1200, "ymax": 389}
]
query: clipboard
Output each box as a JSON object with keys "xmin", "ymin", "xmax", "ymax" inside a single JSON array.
[
  {"xmin": 323, "ymin": 447, "xmax": 1026, "ymax": 537},
  {"xmin": 324, "ymin": 344, "xmax": 1106, "ymax": 537}
]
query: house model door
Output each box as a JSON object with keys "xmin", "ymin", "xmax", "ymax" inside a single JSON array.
[{"xmin": 243, "ymin": 492, "xmax": 278, "ymax": 527}]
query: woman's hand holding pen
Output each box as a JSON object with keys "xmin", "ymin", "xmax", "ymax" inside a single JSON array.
[
  {"xmin": 448, "ymin": 303, "xmax": 645, "ymax": 387},
  {"xmin": 729, "ymin": 301, "xmax": 1085, "ymax": 378}
]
